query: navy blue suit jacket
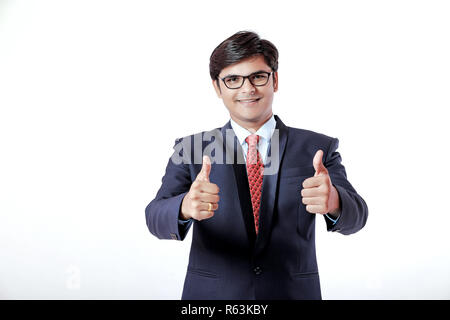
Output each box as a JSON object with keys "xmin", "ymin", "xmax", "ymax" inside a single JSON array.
[{"xmin": 145, "ymin": 115, "xmax": 368, "ymax": 300}]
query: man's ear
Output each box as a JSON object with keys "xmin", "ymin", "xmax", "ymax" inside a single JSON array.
[
  {"xmin": 212, "ymin": 79, "xmax": 222, "ymax": 97},
  {"xmin": 273, "ymin": 71, "xmax": 278, "ymax": 92}
]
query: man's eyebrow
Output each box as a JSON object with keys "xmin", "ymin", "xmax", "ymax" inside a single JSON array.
[{"xmin": 221, "ymin": 69, "xmax": 271, "ymax": 78}]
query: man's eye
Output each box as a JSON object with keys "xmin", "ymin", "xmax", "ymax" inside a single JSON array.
[
  {"xmin": 226, "ymin": 77, "xmax": 239, "ymax": 83},
  {"xmin": 253, "ymin": 74, "xmax": 267, "ymax": 79}
]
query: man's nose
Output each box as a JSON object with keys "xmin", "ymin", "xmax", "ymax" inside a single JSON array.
[{"xmin": 240, "ymin": 77, "xmax": 256, "ymax": 94}]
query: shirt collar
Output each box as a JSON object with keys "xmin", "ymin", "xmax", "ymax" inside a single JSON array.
[{"xmin": 230, "ymin": 114, "xmax": 276, "ymax": 146}]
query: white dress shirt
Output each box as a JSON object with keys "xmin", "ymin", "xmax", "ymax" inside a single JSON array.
[{"xmin": 229, "ymin": 114, "xmax": 276, "ymax": 165}]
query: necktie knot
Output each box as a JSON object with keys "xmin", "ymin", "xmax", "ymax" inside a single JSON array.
[{"xmin": 245, "ymin": 134, "xmax": 260, "ymax": 147}]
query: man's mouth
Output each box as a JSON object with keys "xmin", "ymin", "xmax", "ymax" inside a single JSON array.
[{"xmin": 237, "ymin": 98, "xmax": 261, "ymax": 104}]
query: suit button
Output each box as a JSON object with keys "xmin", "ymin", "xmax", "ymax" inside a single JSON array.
[{"xmin": 253, "ymin": 267, "xmax": 262, "ymax": 275}]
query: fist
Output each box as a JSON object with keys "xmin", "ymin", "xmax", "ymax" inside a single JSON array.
[
  {"xmin": 180, "ymin": 155, "xmax": 220, "ymax": 221},
  {"xmin": 301, "ymin": 150, "xmax": 340, "ymax": 215}
]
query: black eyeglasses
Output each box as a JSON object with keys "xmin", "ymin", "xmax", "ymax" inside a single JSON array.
[{"xmin": 219, "ymin": 71, "xmax": 273, "ymax": 89}]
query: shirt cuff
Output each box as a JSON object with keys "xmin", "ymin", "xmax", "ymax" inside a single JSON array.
[
  {"xmin": 325, "ymin": 212, "xmax": 341, "ymax": 225},
  {"xmin": 178, "ymin": 218, "xmax": 192, "ymax": 225}
]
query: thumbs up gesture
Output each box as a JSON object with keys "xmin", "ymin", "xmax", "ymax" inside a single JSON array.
[
  {"xmin": 180, "ymin": 156, "xmax": 220, "ymax": 221},
  {"xmin": 301, "ymin": 150, "xmax": 340, "ymax": 215}
]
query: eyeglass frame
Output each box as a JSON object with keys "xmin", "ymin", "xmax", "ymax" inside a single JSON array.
[{"xmin": 218, "ymin": 70, "xmax": 273, "ymax": 89}]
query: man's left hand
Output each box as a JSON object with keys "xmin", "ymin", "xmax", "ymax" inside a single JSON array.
[{"xmin": 301, "ymin": 149, "xmax": 340, "ymax": 215}]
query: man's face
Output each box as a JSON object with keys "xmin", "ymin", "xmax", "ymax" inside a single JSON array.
[{"xmin": 213, "ymin": 55, "xmax": 278, "ymax": 128}]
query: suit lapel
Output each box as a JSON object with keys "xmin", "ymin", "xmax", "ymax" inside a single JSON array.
[
  {"xmin": 219, "ymin": 115, "xmax": 289, "ymax": 252},
  {"xmin": 254, "ymin": 115, "xmax": 288, "ymax": 256},
  {"xmin": 220, "ymin": 121, "xmax": 257, "ymax": 246}
]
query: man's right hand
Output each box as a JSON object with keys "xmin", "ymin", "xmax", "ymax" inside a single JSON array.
[{"xmin": 180, "ymin": 155, "xmax": 220, "ymax": 221}]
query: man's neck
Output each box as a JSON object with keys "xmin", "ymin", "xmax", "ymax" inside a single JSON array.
[{"xmin": 231, "ymin": 113, "xmax": 273, "ymax": 133}]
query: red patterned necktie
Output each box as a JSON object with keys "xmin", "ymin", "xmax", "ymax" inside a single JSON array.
[{"xmin": 245, "ymin": 134, "xmax": 264, "ymax": 235}]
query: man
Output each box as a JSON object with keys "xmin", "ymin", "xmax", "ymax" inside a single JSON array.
[{"xmin": 145, "ymin": 31, "xmax": 368, "ymax": 300}]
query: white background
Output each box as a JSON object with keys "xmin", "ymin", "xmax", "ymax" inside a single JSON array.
[{"xmin": 1, "ymin": 0, "xmax": 449, "ymax": 299}]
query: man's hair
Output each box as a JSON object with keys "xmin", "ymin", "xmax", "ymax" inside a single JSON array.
[{"xmin": 209, "ymin": 30, "xmax": 279, "ymax": 82}]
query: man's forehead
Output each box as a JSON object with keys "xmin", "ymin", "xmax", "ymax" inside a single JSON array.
[{"xmin": 219, "ymin": 55, "xmax": 270, "ymax": 77}]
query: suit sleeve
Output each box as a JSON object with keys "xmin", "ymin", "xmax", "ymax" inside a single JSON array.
[
  {"xmin": 145, "ymin": 138, "xmax": 193, "ymax": 241},
  {"xmin": 323, "ymin": 137, "xmax": 368, "ymax": 235}
]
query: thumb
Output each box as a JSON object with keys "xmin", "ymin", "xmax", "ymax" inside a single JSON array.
[
  {"xmin": 313, "ymin": 149, "xmax": 327, "ymax": 177},
  {"xmin": 197, "ymin": 155, "xmax": 211, "ymax": 182}
]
